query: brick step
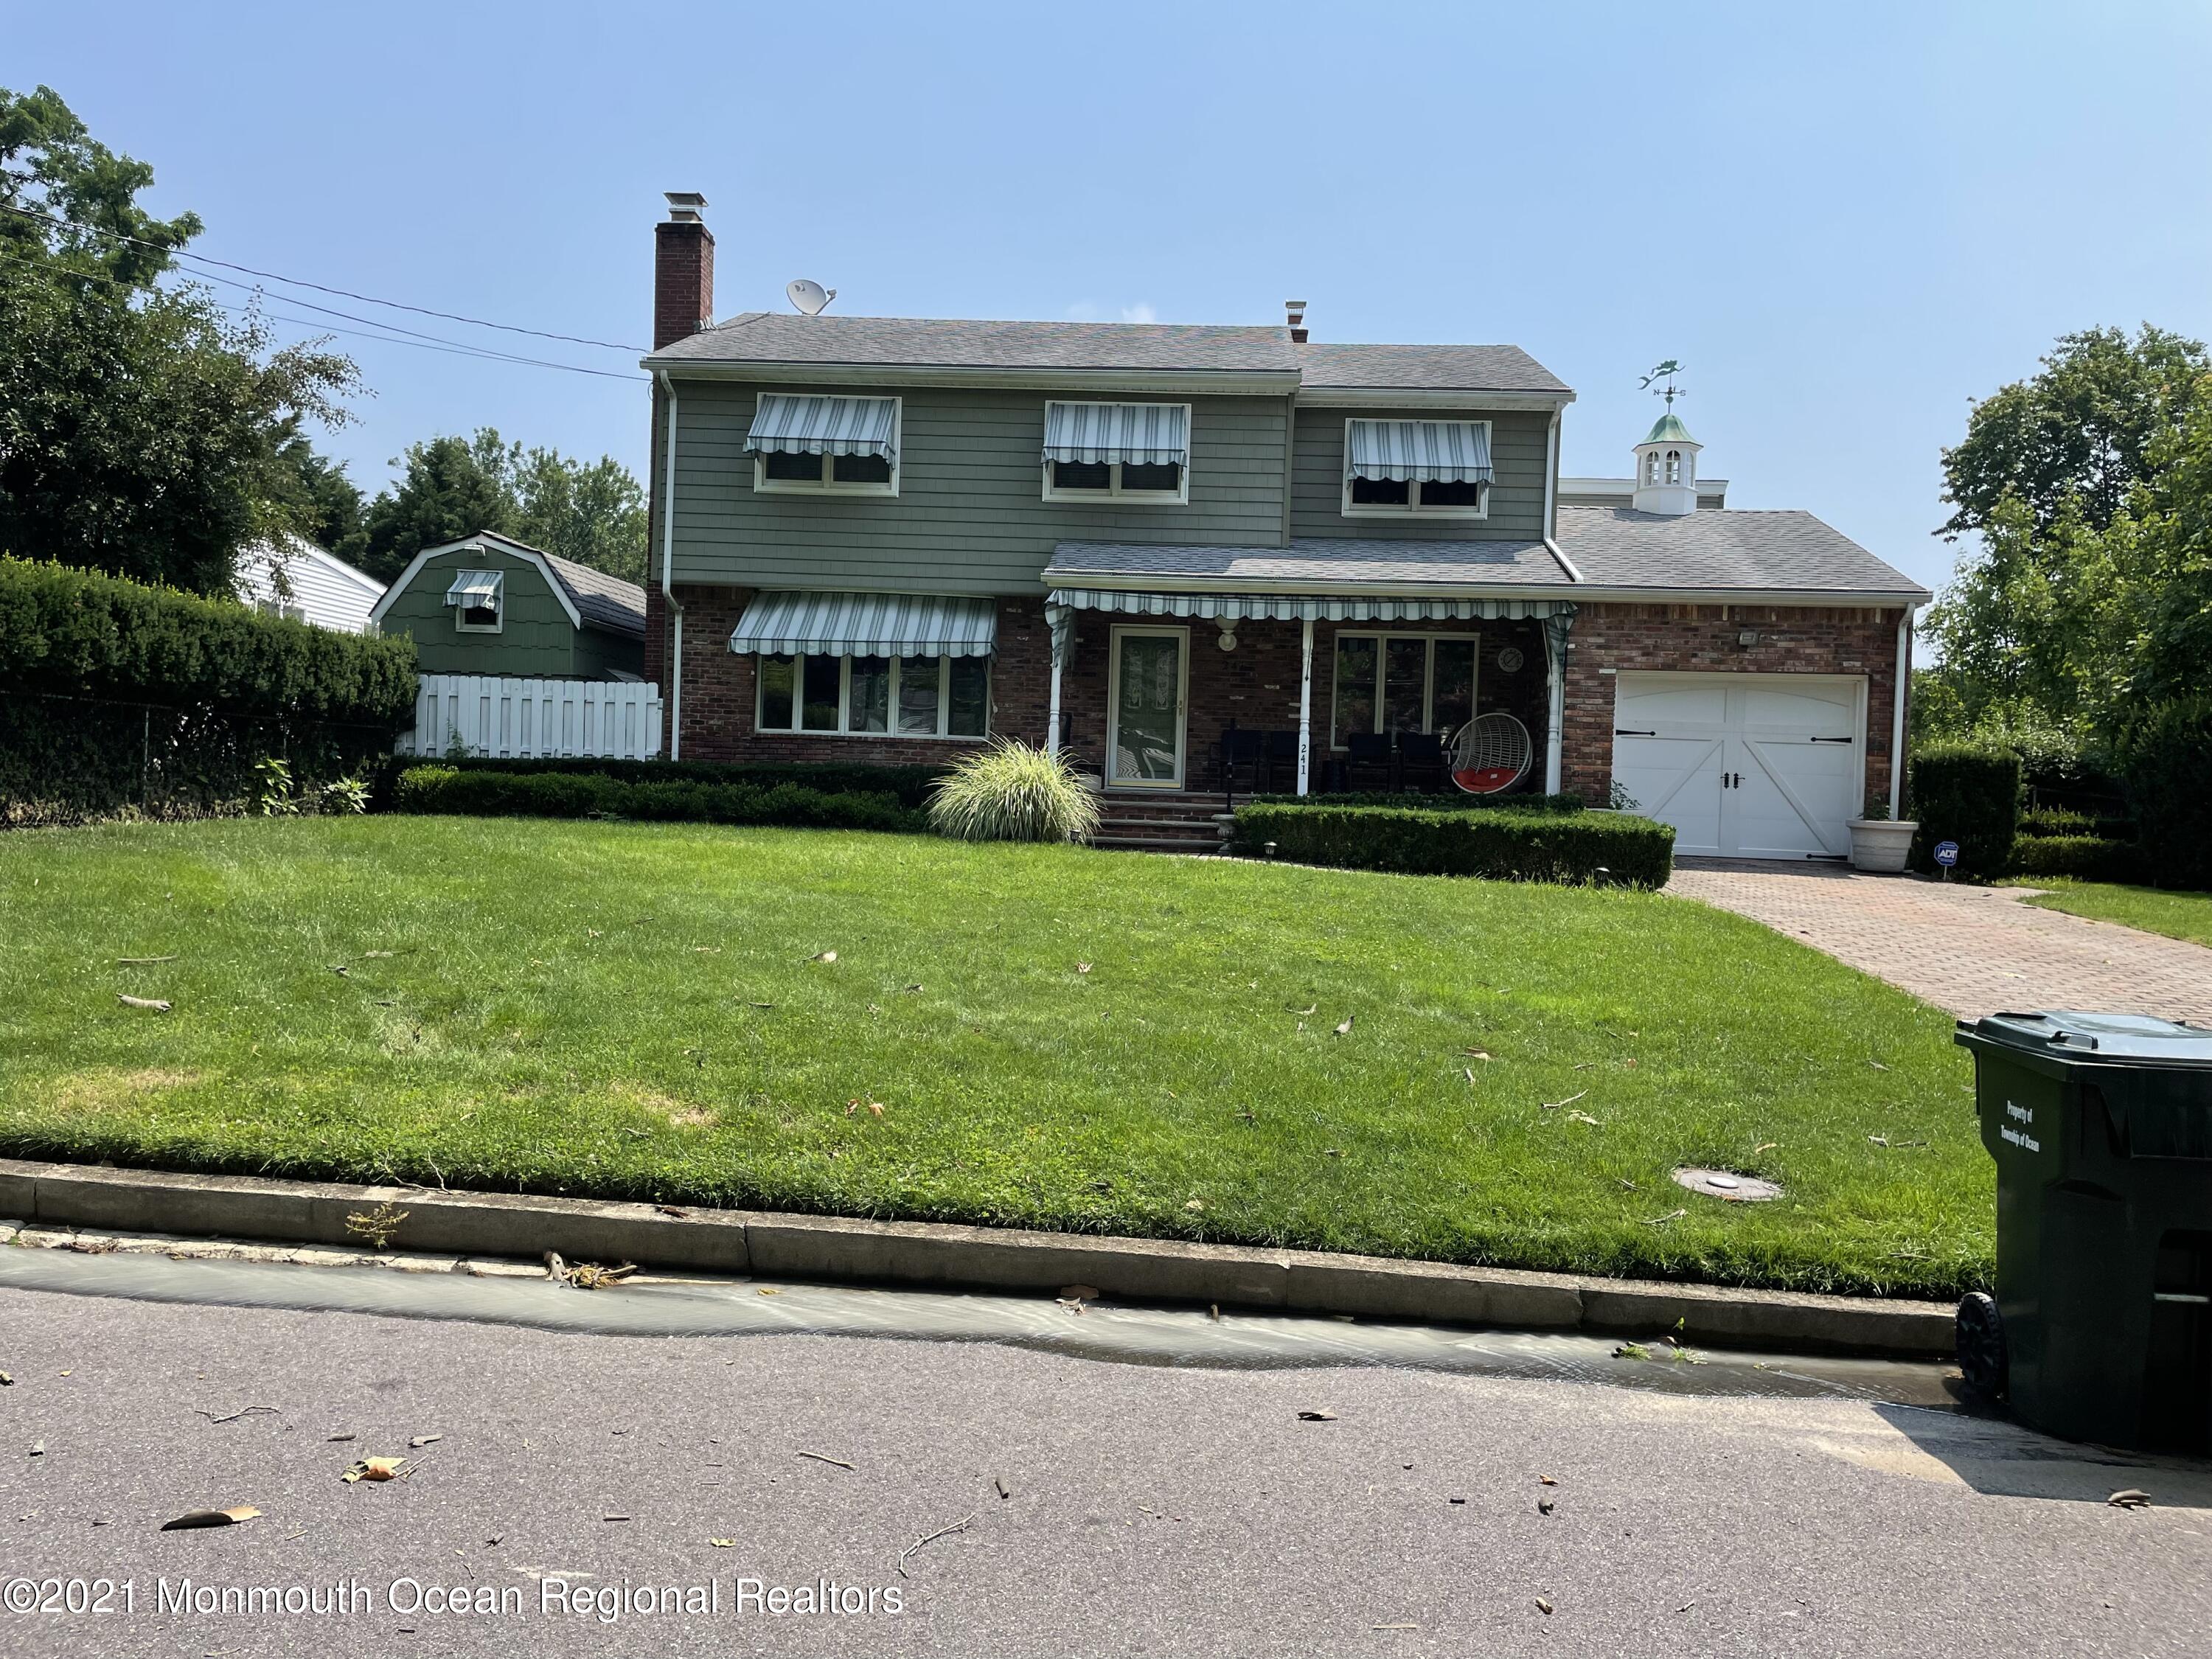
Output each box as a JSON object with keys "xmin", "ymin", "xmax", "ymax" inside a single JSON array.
[{"xmin": 1089, "ymin": 835, "xmax": 1230, "ymax": 854}]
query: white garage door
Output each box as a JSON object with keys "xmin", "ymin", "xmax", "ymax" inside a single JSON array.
[{"xmin": 1610, "ymin": 673, "xmax": 1863, "ymax": 860}]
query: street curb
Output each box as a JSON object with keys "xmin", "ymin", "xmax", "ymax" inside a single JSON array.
[{"xmin": 0, "ymin": 1158, "xmax": 1956, "ymax": 1359}]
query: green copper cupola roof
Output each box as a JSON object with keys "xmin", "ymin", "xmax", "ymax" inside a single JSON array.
[{"xmin": 1642, "ymin": 411, "xmax": 1697, "ymax": 445}]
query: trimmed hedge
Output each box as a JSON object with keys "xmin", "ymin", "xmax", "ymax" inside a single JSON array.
[
  {"xmin": 0, "ymin": 555, "xmax": 417, "ymax": 721},
  {"xmin": 2120, "ymin": 696, "xmax": 2212, "ymax": 891},
  {"xmin": 1908, "ymin": 742, "xmax": 2020, "ymax": 878},
  {"xmin": 1234, "ymin": 802, "xmax": 1674, "ymax": 888},
  {"xmin": 2009, "ymin": 835, "xmax": 2149, "ymax": 883},
  {"xmin": 392, "ymin": 765, "xmax": 925, "ymax": 833},
  {"xmin": 2017, "ymin": 805, "xmax": 2094, "ymax": 838},
  {"xmin": 400, "ymin": 754, "xmax": 946, "ymax": 810},
  {"xmin": 1245, "ymin": 790, "xmax": 1585, "ymax": 815}
]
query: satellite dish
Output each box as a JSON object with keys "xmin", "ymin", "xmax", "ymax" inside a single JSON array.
[{"xmin": 787, "ymin": 279, "xmax": 835, "ymax": 316}]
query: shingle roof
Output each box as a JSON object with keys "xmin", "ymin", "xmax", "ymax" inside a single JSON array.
[
  {"xmin": 1045, "ymin": 538, "xmax": 1566, "ymax": 588},
  {"xmin": 1295, "ymin": 342, "xmax": 1571, "ymax": 394},
  {"xmin": 476, "ymin": 532, "xmax": 647, "ymax": 635},
  {"xmin": 1554, "ymin": 506, "xmax": 1928, "ymax": 598},
  {"xmin": 653, "ymin": 313, "xmax": 1301, "ymax": 374},
  {"xmin": 650, "ymin": 314, "xmax": 1573, "ymax": 395}
]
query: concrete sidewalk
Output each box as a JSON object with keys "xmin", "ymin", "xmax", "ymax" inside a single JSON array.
[{"xmin": 1671, "ymin": 861, "xmax": 2212, "ymax": 1023}]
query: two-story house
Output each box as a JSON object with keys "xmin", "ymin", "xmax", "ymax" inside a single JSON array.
[{"xmin": 641, "ymin": 195, "xmax": 1929, "ymax": 861}]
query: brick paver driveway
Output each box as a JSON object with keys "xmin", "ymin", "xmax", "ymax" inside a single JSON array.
[{"xmin": 1669, "ymin": 860, "xmax": 2212, "ymax": 1024}]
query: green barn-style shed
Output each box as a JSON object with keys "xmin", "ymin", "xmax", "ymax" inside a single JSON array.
[{"xmin": 368, "ymin": 531, "xmax": 647, "ymax": 679}]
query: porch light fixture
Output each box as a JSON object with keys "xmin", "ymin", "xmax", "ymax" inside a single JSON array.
[
  {"xmin": 1736, "ymin": 629, "xmax": 1759, "ymax": 647},
  {"xmin": 1216, "ymin": 621, "xmax": 1239, "ymax": 652}
]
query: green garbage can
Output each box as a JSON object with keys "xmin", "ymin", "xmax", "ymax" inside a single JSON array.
[{"xmin": 1955, "ymin": 1010, "xmax": 2212, "ymax": 1450}]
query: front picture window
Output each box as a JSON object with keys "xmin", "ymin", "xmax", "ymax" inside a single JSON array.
[
  {"xmin": 757, "ymin": 653, "xmax": 991, "ymax": 742},
  {"xmin": 1330, "ymin": 633, "xmax": 1481, "ymax": 748}
]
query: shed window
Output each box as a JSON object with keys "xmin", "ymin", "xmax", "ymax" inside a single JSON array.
[
  {"xmin": 757, "ymin": 653, "xmax": 989, "ymax": 740},
  {"xmin": 445, "ymin": 569, "xmax": 504, "ymax": 633}
]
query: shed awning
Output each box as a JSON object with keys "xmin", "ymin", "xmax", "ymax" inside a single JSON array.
[
  {"xmin": 1043, "ymin": 402, "xmax": 1189, "ymax": 467},
  {"xmin": 1044, "ymin": 588, "xmax": 1573, "ymax": 664},
  {"xmin": 745, "ymin": 394, "xmax": 899, "ymax": 463},
  {"xmin": 729, "ymin": 591, "xmax": 997, "ymax": 658},
  {"xmin": 1346, "ymin": 419, "xmax": 1493, "ymax": 484},
  {"xmin": 444, "ymin": 570, "xmax": 503, "ymax": 606}
]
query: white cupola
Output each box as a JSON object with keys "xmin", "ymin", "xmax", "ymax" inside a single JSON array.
[{"xmin": 1631, "ymin": 408, "xmax": 1701, "ymax": 516}]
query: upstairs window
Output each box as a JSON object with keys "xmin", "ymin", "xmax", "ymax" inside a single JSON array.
[
  {"xmin": 444, "ymin": 570, "xmax": 504, "ymax": 633},
  {"xmin": 1042, "ymin": 401, "xmax": 1190, "ymax": 503},
  {"xmin": 1343, "ymin": 419, "xmax": 1492, "ymax": 518},
  {"xmin": 747, "ymin": 394, "xmax": 901, "ymax": 495}
]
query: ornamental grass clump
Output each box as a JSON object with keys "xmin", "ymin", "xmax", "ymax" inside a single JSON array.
[{"xmin": 927, "ymin": 739, "xmax": 1101, "ymax": 844}]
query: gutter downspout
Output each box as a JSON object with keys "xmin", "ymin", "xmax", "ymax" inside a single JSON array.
[
  {"xmin": 1889, "ymin": 606, "xmax": 1914, "ymax": 817},
  {"xmin": 1543, "ymin": 408, "xmax": 1559, "ymax": 542},
  {"xmin": 656, "ymin": 370, "xmax": 684, "ymax": 761}
]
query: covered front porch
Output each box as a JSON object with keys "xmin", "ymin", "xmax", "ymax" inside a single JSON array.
[{"xmin": 1043, "ymin": 588, "xmax": 1575, "ymax": 801}]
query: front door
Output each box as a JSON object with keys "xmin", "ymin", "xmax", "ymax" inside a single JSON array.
[{"xmin": 1107, "ymin": 625, "xmax": 1188, "ymax": 788}]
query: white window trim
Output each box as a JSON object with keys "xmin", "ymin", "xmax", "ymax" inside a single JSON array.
[
  {"xmin": 754, "ymin": 650, "xmax": 990, "ymax": 742},
  {"xmin": 453, "ymin": 572, "xmax": 504, "ymax": 634},
  {"xmin": 751, "ymin": 396, "xmax": 902, "ymax": 498},
  {"xmin": 1339, "ymin": 417, "xmax": 1492, "ymax": 521},
  {"xmin": 1040, "ymin": 400, "xmax": 1192, "ymax": 505},
  {"xmin": 1326, "ymin": 630, "xmax": 1482, "ymax": 751}
]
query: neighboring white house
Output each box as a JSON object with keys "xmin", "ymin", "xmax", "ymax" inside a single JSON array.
[{"xmin": 234, "ymin": 536, "xmax": 386, "ymax": 633}]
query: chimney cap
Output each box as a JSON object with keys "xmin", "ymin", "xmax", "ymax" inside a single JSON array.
[{"xmin": 664, "ymin": 192, "xmax": 708, "ymax": 222}]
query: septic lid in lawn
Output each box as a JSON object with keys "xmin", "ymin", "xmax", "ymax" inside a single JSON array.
[{"xmin": 1673, "ymin": 1167, "xmax": 1781, "ymax": 1203}]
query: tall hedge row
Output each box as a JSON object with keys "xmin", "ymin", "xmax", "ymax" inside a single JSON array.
[
  {"xmin": 0, "ymin": 556, "xmax": 418, "ymax": 720},
  {"xmin": 412, "ymin": 753, "xmax": 946, "ymax": 809},
  {"xmin": 2120, "ymin": 696, "xmax": 2212, "ymax": 891},
  {"xmin": 1907, "ymin": 742, "xmax": 2021, "ymax": 877},
  {"xmin": 1234, "ymin": 802, "xmax": 1676, "ymax": 888},
  {"xmin": 392, "ymin": 765, "xmax": 923, "ymax": 834}
]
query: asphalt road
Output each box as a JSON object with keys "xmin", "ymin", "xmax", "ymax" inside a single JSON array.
[{"xmin": 4, "ymin": 1276, "xmax": 2211, "ymax": 1659}]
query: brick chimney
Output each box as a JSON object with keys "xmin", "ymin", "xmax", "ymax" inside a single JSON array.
[
  {"xmin": 1285, "ymin": 299, "xmax": 1308, "ymax": 345},
  {"xmin": 654, "ymin": 192, "xmax": 714, "ymax": 350}
]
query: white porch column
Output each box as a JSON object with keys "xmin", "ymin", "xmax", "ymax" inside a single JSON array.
[
  {"xmin": 1543, "ymin": 619, "xmax": 1566, "ymax": 796},
  {"xmin": 1296, "ymin": 617, "xmax": 1314, "ymax": 795},
  {"xmin": 1048, "ymin": 656, "xmax": 1063, "ymax": 754}
]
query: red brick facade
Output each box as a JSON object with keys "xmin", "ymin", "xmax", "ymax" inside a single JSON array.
[{"xmin": 1559, "ymin": 602, "xmax": 1905, "ymax": 807}]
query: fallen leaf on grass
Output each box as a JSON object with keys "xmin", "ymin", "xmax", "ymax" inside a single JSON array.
[
  {"xmin": 1642, "ymin": 1208, "xmax": 1687, "ymax": 1226},
  {"xmin": 341, "ymin": 1458, "xmax": 406, "ymax": 1484},
  {"xmin": 330, "ymin": 964, "xmax": 349, "ymax": 976},
  {"xmin": 1075, "ymin": 961, "xmax": 1092, "ymax": 974},
  {"xmin": 1462, "ymin": 1048, "xmax": 1492, "ymax": 1061},
  {"xmin": 1868, "ymin": 1060, "xmax": 1891, "ymax": 1071},
  {"xmin": 1753, "ymin": 1141, "xmax": 1779, "ymax": 1154},
  {"xmin": 1615, "ymin": 1178, "xmax": 1638, "ymax": 1191},
  {"xmin": 1566, "ymin": 1110, "xmax": 1602, "ymax": 1126},
  {"xmin": 1295, "ymin": 1004, "xmax": 1318, "ymax": 1018},
  {"xmin": 116, "ymin": 955, "xmax": 178, "ymax": 965},
  {"xmin": 807, "ymin": 950, "xmax": 838, "ymax": 964},
  {"xmin": 1184, "ymin": 1199, "xmax": 1205, "ymax": 1212},
  {"xmin": 161, "ymin": 1506, "xmax": 260, "ymax": 1531},
  {"xmin": 1334, "ymin": 1016, "xmax": 1354, "ymax": 1037},
  {"xmin": 2109, "ymin": 1489, "xmax": 2152, "ymax": 1509},
  {"xmin": 364, "ymin": 950, "xmax": 397, "ymax": 958},
  {"xmin": 117, "ymin": 994, "xmax": 170, "ymax": 1012},
  {"xmin": 1296, "ymin": 1410, "xmax": 1338, "ymax": 1422},
  {"xmin": 1540, "ymin": 1091, "xmax": 1588, "ymax": 1113},
  {"xmin": 844, "ymin": 1099, "xmax": 887, "ymax": 1119}
]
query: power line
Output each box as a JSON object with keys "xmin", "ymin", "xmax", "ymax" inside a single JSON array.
[
  {"xmin": 0, "ymin": 243, "xmax": 647, "ymax": 382},
  {"xmin": 0, "ymin": 199, "xmax": 649, "ymax": 355}
]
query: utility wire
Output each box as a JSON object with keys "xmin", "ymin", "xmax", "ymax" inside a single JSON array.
[
  {"xmin": 0, "ymin": 199, "xmax": 649, "ymax": 355},
  {"xmin": 0, "ymin": 243, "xmax": 647, "ymax": 382}
]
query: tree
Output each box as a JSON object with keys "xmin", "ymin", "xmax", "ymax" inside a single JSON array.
[
  {"xmin": 271, "ymin": 420, "xmax": 366, "ymax": 554},
  {"xmin": 1939, "ymin": 325, "xmax": 2208, "ymax": 540},
  {"xmin": 0, "ymin": 84, "xmax": 358, "ymax": 593},
  {"xmin": 353, "ymin": 426, "xmax": 648, "ymax": 586},
  {"xmin": 354, "ymin": 434, "xmax": 516, "ymax": 583}
]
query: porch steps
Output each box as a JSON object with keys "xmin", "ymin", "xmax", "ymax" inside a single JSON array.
[{"xmin": 1088, "ymin": 791, "xmax": 1236, "ymax": 853}]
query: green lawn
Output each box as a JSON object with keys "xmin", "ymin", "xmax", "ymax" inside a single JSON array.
[
  {"xmin": 2014, "ymin": 877, "xmax": 2212, "ymax": 949},
  {"xmin": 0, "ymin": 818, "xmax": 1990, "ymax": 1298}
]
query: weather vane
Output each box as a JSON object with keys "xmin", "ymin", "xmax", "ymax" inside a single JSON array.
[{"xmin": 1638, "ymin": 360, "xmax": 1686, "ymax": 411}]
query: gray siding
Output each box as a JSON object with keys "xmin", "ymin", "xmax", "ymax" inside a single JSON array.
[
  {"xmin": 668, "ymin": 383, "xmax": 1290, "ymax": 595},
  {"xmin": 1290, "ymin": 406, "xmax": 1552, "ymax": 541},
  {"xmin": 380, "ymin": 547, "xmax": 582, "ymax": 677}
]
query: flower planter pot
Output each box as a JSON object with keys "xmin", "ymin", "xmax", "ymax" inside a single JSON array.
[{"xmin": 1847, "ymin": 818, "xmax": 1918, "ymax": 874}]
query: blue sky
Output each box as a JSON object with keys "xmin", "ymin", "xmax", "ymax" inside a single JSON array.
[{"xmin": 14, "ymin": 1, "xmax": 2212, "ymax": 594}]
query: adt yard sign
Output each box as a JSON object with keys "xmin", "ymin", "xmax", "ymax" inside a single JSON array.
[{"xmin": 1935, "ymin": 840, "xmax": 1960, "ymax": 875}]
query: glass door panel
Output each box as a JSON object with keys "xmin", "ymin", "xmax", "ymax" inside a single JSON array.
[{"xmin": 1109, "ymin": 630, "xmax": 1186, "ymax": 786}]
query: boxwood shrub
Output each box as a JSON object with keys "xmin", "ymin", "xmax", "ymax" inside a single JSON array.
[
  {"xmin": 392, "ymin": 765, "xmax": 924, "ymax": 833},
  {"xmin": 1234, "ymin": 802, "xmax": 1674, "ymax": 888},
  {"xmin": 395, "ymin": 753, "xmax": 946, "ymax": 809},
  {"xmin": 2008, "ymin": 835, "xmax": 2149, "ymax": 883},
  {"xmin": 1245, "ymin": 790, "xmax": 1585, "ymax": 815},
  {"xmin": 1908, "ymin": 742, "xmax": 2021, "ymax": 877}
]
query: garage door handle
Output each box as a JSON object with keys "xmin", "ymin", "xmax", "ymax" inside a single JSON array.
[
  {"xmin": 1614, "ymin": 728, "xmax": 1656, "ymax": 737},
  {"xmin": 1809, "ymin": 736, "xmax": 1854, "ymax": 744}
]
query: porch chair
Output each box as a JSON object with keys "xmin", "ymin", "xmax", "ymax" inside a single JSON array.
[
  {"xmin": 1216, "ymin": 726, "xmax": 1265, "ymax": 798},
  {"xmin": 1261, "ymin": 728, "xmax": 1300, "ymax": 793},
  {"xmin": 1343, "ymin": 731, "xmax": 1394, "ymax": 791},
  {"xmin": 1397, "ymin": 730, "xmax": 1447, "ymax": 793}
]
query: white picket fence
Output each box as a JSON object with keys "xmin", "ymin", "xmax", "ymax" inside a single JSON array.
[{"xmin": 396, "ymin": 675, "xmax": 663, "ymax": 761}]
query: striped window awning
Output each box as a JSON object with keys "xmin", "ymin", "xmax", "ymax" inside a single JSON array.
[
  {"xmin": 1043, "ymin": 402, "xmax": 1189, "ymax": 467},
  {"xmin": 444, "ymin": 570, "xmax": 503, "ymax": 607},
  {"xmin": 1345, "ymin": 419, "xmax": 1493, "ymax": 484},
  {"xmin": 1044, "ymin": 588, "xmax": 1573, "ymax": 663},
  {"xmin": 729, "ymin": 591, "xmax": 998, "ymax": 658},
  {"xmin": 745, "ymin": 394, "xmax": 900, "ymax": 463}
]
